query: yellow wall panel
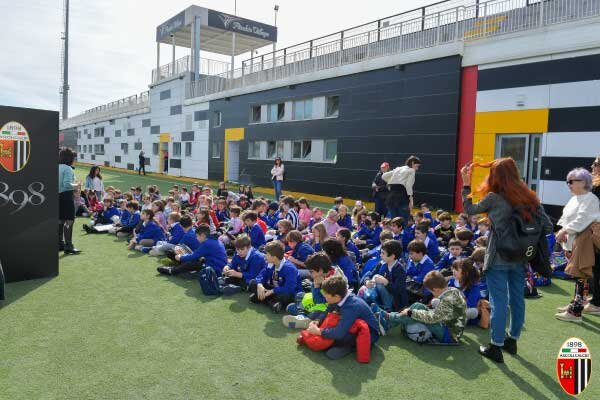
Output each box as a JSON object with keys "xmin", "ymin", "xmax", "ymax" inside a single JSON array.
[{"xmin": 475, "ymin": 109, "xmax": 549, "ymax": 134}]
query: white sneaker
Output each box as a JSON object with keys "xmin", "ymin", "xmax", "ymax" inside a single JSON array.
[
  {"xmin": 148, "ymin": 248, "xmax": 162, "ymax": 257},
  {"xmin": 583, "ymin": 303, "xmax": 600, "ymax": 316},
  {"xmin": 282, "ymin": 315, "xmax": 311, "ymax": 329},
  {"xmin": 555, "ymin": 311, "xmax": 583, "ymax": 323},
  {"xmin": 134, "ymin": 245, "xmax": 143, "ymax": 251},
  {"xmin": 556, "ymin": 304, "xmax": 571, "ymax": 312}
]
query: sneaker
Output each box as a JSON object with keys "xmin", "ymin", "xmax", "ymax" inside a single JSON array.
[
  {"xmin": 503, "ymin": 337, "xmax": 517, "ymax": 355},
  {"xmin": 221, "ymin": 284, "xmax": 242, "ymax": 296},
  {"xmin": 157, "ymin": 266, "xmax": 173, "ymax": 275},
  {"xmin": 479, "ymin": 344, "xmax": 504, "ymax": 363},
  {"xmin": 583, "ymin": 303, "xmax": 600, "ymax": 316},
  {"xmin": 271, "ymin": 302, "xmax": 283, "ymax": 313},
  {"xmin": 148, "ymin": 248, "xmax": 162, "ymax": 257},
  {"xmin": 370, "ymin": 303, "xmax": 389, "ymax": 336},
  {"xmin": 556, "ymin": 304, "xmax": 572, "ymax": 312},
  {"xmin": 249, "ymin": 293, "xmax": 260, "ymax": 304},
  {"xmin": 82, "ymin": 224, "xmax": 92, "ymax": 233},
  {"xmin": 134, "ymin": 245, "xmax": 143, "ymax": 251},
  {"xmin": 282, "ymin": 315, "xmax": 311, "ymax": 329},
  {"xmin": 286, "ymin": 303, "xmax": 301, "ymax": 316},
  {"xmin": 555, "ymin": 311, "xmax": 583, "ymax": 323}
]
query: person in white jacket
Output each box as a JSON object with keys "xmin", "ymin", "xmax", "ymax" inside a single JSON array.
[
  {"xmin": 271, "ymin": 157, "xmax": 285, "ymax": 201},
  {"xmin": 382, "ymin": 155, "xmax": 421, "ymax": 223},
  {"xmin": 555, "ymin": 167, "xmax": 600, "ymax": 323}
]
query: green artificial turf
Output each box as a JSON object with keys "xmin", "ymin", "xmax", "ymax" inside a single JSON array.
[{"xmin": 1, "ymin": 169, "xmax": 600, "ymax": 399}]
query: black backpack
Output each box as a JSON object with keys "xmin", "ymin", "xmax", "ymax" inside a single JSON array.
[{"xmin": 495, "ymin": 207, "xmax": 544, "ymax": 263}]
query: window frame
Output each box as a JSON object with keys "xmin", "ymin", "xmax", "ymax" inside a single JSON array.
[
  {"xmin": 250, "ymin": 105, "xmax": 261, "ymax": 123},
  {"xmin": 326, "ymin": 96, "xmax": 340, "ymax": 118},
  {"xmin": 172, "ymin": 142, "xmax": 182, "ymax": 157},
  {"xmin": 324, "ymin": 139, "xmax": 337, "ymax": 163},
  {"xmin": 248, "ymin": 141, "xmax": 261, "ymax": 159},
  {"xmin": 185, "ymin": 142, "xmax": 192, "ymax": 158},
  {"xmin": 211, "ymin": 142, "xmax": 221, "ymax": 159},
  {"xmin": 213, "ymin": 111, "xmax": 222, "ymax": 128}
]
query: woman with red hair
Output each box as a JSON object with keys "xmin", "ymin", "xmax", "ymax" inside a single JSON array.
[{"xmin": 460, "ymin": 158, "xmax": 551, "ymax": 363}]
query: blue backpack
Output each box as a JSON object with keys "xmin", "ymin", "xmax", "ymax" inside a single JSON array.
[{"xmin": 198, "ymin": 267, "xmax": 220, "ymax": 296}]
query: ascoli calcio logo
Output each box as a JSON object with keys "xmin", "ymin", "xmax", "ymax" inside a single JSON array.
[
  {"xmin": 557, "ymin": 337, "xmax": 592, "ymax": 396},
  {"xmin": 0, "ymin": 121, "xmax": 30, "ymax": 173}
]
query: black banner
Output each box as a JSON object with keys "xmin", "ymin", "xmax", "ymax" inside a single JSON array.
[
  {"xmin": 207, "ymin": 10, "xmax": 277, "ymax": 41},
  {"xmin": 0, "ymin": 105, "xmax": 58, "ymax": 282}
]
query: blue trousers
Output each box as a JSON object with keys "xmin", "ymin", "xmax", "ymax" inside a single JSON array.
[
  {"xmin": 485, "ymin": 263, "xmax": 526, "ymax": 346},
  {"xmin": 273, "ymin": 180, "xmax": 282, "ymax": 201}
]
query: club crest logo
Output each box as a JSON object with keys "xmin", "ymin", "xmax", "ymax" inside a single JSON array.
[
  {"xmin": 557, "ymin": 337, "xmax": 592, "ymax": 396},
  {"xmin": 0, "ymin": 121, "xmax": 30, "ymax": 173}
]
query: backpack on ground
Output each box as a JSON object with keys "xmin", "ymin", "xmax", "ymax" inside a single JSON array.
[
  {"xmin": 405, "ymin": 322, "xmax": 432, "ymax": 343},
  {"xmin": 198, "ymin": 266, "xmax": 220, "ymax": 296}
]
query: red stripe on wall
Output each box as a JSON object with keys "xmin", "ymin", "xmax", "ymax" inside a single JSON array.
[{"xmin": 454, "ymin": 66, "xmax": 478, "ymax": 212}]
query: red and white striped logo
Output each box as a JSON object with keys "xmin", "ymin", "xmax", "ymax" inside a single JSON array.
[
  {"xmin": 0, "ymin": 121, "xmax": 30, "ymax": 173},
  {"xmin": 557, "ymin": 337, "xmax": 592, "ymax": 396}
]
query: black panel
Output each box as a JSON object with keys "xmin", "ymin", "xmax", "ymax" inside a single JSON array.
[
  {"xmin": 181, "ymin": 131, "xmax": 195, "ymax": 141},
  {"xmin": 114, "ymin": 156, "xmax": 121, "ymax": 163},
  {"xmin": 160, "ymin": 89, "xmax": 171, "ymax": 100},
  {"xmin": 145, "ymin": 157, "xmax": 150, "ymax": 166},
  {"xmin": 542, "ymin": 204, "xmax": 564, "ymax": 224},
  {"xmin": 170, "ymin": 159, "xmax": 182, "ymax": 168},
  {"xmin": 170, "ymin": 105, "xmax": 182, "ymax": 115},
  {"xmin": 478, "ymin": 54, "xmax": 600, "ymax": 91},
  {"xmin": 104, "ymin": 137, "xmax": 110, "ymax": 144},
  {"xmin": 127, "ymin": 128, "xmax": 135, "ymax": 136},
  {"xmin": 194, "ymin": 110, "xmax": 208, "ymax": 121},
  {"xmin": 115, "ymin": 129, "xmax": 121, "ymax": 137},
  {"xmin": 91, "ymin": 155, "xmax": 95, "ymax": 161},
  {"xmin": 208, "ymin": 56, "xmax": 462, "ymax": 210},
  {"xmin": 142, "ymin": 118, "xmax": 151, "ymax": 127},
  {"xmin": 151, "ymin": 126, "xmax": 160, "ymax": 135},
  {"xmin": 541, "ymin": 156, "xmax": 595, "ymax": 182},
  {"xmin": 548, "ymin": 106, "xmax": 600, "ymax": 133},
  {"xmin": 104, "ymin": 161, "xmax": 110, "ymax": 167},
  {"xmin": 127, "ymin": 163, "xmax": 134, "ymax": 170}
]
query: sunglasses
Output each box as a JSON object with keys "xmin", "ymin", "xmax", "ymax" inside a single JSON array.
[{"xmin": 567, "ymin": 179, "xmax": 583, "ymax": 185}]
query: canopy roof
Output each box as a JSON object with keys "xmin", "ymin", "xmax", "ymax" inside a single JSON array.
[{"xmin": 156, "ymin": 6, "xmax": 277, "ymax": 56}]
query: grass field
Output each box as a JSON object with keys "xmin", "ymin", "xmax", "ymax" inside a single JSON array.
[{"xmin": 1, "ymin": 168, "xmax": 600, "ymax": 399}]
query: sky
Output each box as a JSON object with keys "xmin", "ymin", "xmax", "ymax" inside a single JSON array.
[{"xmin": 0, "ymin": 0, "xmax": 433, "ymax": 117}]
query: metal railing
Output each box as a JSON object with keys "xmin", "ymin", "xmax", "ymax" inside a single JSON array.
[
  {"xmin": 151, "ymin": 56, "xmax": 230, "ymax": 84},
  {"xmin": 60, "ymin": 90, "xmax": 150, "ymax": 129},
  {"xmin": 186, "ymin": 0, "xmax": 600, "ymax": 99}
]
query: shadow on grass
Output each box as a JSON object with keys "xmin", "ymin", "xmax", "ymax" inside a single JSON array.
[
  {"xmin": 0, "ymin": 277, "xmax": 54, "ymax": 309},
  {"xmin": 539, "ymin": 283, "xmax": 571, "ymax": 297},
  {"xmin": 512, "ymin": 355, "xmax": 569, "ymax": 400},
  {"xmin": 295, "ymin": 343, "xmax": 385, "ymax": 396}
]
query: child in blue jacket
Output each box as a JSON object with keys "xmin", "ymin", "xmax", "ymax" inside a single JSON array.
[
  {"xmin": 158, "ymin": 224, "xmax": 227, "ymax": 276},
  {"xmin": 286, "ymin": 230, "xmax": 315, "ymax": 279},
  {"xmin": 448, "ymin": 258, "xmax": 482, "ymax": 325},
  {"xmin": 116, "ymin": 201, "xmax": 141, "ymax": 238},
  {"xmin": 435, "ymin": 239, "xmax": 463, "ymax": 276},
  {"xmin": 243, "ymin": 211, "xmax": 266, "ymax": 249},
  {"xmin": 336, "ymin": 229, "xmax": 361, "ymax": 265},
  {"xmin": 323, "ymin": 238, "xmax": 358, "ymax": 288},
  {"xmin": 249, "ymin": 241, "xmax": 301, "ymax": 313},
  {"xmin": 128, "ymin": 209, "xmax": 165, "ymax": 250},
  {"xmin": 406, "ymin": 240, "xmax": 436, "ymax": 303},
  {"xmin": 414, "ymin": 223, "xmax": 440, "ymax": 262},
  {"xmin": 148, "ymin": 213, "xmax": 186, "ymax": 256},
  {"xmin": 221, "ymin": 235, "xmax": 267, "ymax": 295}
]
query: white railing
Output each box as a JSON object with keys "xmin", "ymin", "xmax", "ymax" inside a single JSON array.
[
  {"xmin": 60, "ymin": 91, "xmax": 149, "ymax": 129},
  {"xmin": 186, "ymin": 0, "xmax": 600, "ymax": 99},
  {"xmin": 151, "ymin": 55, "xmax": 230, "ymax": 84}
]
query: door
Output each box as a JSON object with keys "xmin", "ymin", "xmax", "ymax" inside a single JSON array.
[
  {"xmin": 227, "ymin": 141, "xmax": 240, "ymax": 182},
  {"xmin": 495, "ymin": 134, "xmax": 542, "ymax": 191}
]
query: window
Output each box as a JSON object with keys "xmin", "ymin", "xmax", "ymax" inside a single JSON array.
[
  {"xmin": 292, "ymin": 140, "xmax": 312, "ymax": 160},
  {"xmin": 250, "ymin": 105, "xmax": 261, "ymax": 123},
  {"xmin": 77, "ymin": 145, "xmax": 81, "ymax": 153},
  {"xmin": 170, "ymin": 105, "xmax": 182, "ymax": 115},
  {"xmin": 142, "ymin": 119, "xmax": 151, "ymax": 128},
  {"xmin": 185, "ymin": 142, "xmax": 192, "ymax": 157},
  {"xmin": 115, "ymin": 129, "xmax": 121, "ymax": 137},
  {"xmin": 152, "ymin": 143, "xmax": 159, "ymax": 155},
  {"xmin": 267, "ymin": 140, "xmax": 283, "ymax": 159},
  {"xmin": 94, "ymin": 127, "xmax": 104, "ymax": 137},
  {"xmin": 173, "ymin": 142, "xmax": 182, "ymax": 157},
  {"xmin": 160, "ymin": 89, "xmax": 171, "ymax": 100},
  {"xmin": 324, "ymin": 139, "xmax": 337, "ymax": 162},
  {"xmin": 268, "ymin": 103, "xmax": 285, "ymax": 122},
  {"xmin": 213, "ymin": 111, "xmax": 222, "ymax": 127},
  {"xmin": 127, "ymin": 128, "xmax": 135, "ymax": 136},
  {"xmin": 248, "ymin": 141, "xmax": 261, "ymax": 159},
  {"xmin": 211, "ymin": 142, "xmax": 221, "ymax": 158},
  {"xmin": 121, "ymin": 143, "xmax": 128, "ymax": 155},
  {"xmin": 134, "ymin": 142, "xmax": 142, "ymax": 150},
  {"xmin": 326, "ymin": 96, "xmax": 339, "ymax": 117},
  {"xmin": 294, "ymin": 99, "xmax": 313, "ymax": 120},
  {"xmin": 94, "ymin": 144, "xmax": 105, "ymax": 155}
]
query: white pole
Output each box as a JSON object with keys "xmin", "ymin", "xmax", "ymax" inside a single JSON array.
[{"xmin": 171, "ymin": 34, "xmax": 176, "ymax": 71}]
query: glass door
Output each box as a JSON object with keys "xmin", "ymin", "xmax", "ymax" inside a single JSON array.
[{"xmin": 495, "ymin": 134, "xmax": 542, "ymax": 191}]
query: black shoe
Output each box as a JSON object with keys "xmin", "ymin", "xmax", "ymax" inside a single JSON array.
[
  {"xmin": 503, "ymin": 337, "xmax": 517, "ymax": 355},
  {"xmin": 59, "ymin": 242, "xmax": 65, "ymax": 252},
  {"xmin": 157, "ymin": 266, "xmax": 173, "ymax": 275},
  {"xmin": 82, "ymin": 224, "xmax": 92, "ymax": 233},
  {"xmin": 64, "ymin": 244, "xmax": 81, "ymax": 255},
  {"xmin": 271, "ymin": 302, "xmax": 283, "ymax": 313},
  {"xmin": 479, "ymin": 344, "xmax": 504, "ymax": 363},
  {"xmin": 249, "ymin": 293, "xmax": 260, "ymax": 304}
]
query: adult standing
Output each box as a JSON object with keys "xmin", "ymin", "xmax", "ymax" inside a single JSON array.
[
  {"xmin": 554, "ymin": 167, "xmax": 600, "ymax": 322},
  {"xmin": 461, "ymin": 158, "xmax": 552, "ymax": 363},
  {"xmin": 271, "ymin": 157, "xmax": 284, "ymax": 201},
  {"xmin": 84, "ymin": 166, "xmax": 104, "ymax": 201},
  {"xmin": 59, "ymin": 148, "xmax": 81, "ymax": 255},
  {"xmin": 163, "ymin": 149, "xmax": 169, "ymax": 174},
  {"xmin": 138, "ymin": 151, "xmax": 146, "ymax": 176},
  {"xmin": 382, "ymin": 156, "xmax": 421, "ymax": 224},
  {"xmin": 372, "ymin": 162, "xmax": 390, "ymax": 218}
]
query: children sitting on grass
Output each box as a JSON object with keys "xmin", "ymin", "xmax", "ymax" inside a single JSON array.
[{"xmin": 221, "ymin": 235, "xmax": 266, "ymax": 295}]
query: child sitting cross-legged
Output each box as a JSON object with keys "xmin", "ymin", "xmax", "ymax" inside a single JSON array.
[
  {"xmin": 127, "ymin": 209, "xmax": 165, "ymax": 251},
  {"xmin": 373, "ymin": 270, "xmax": 467, "ymax": 344},
  {"xmin": 115, "ymin": 200, "xmax": 141, "ymax": 239},
  {"xmin": 286, "ymin": 230, "xmax": 315, "ymax": 279},
  {"xmin": 249, "ymin": 241, "xmax": 301, "ymax": 313},
  {"xmin": 455, "ymin": 228, "xmax": 475, "ymax": 257},
  {"xmin": 448, "ymin": 258, "xmax": 484, "ymax": 326},
  {"xmin": 147, "ymin": 213, "xmax": 185, "ymax": 256},
  {"xmin": 435, "ymin": 238, "xmax": 463, "ymax": 277},
  {"xmin": 358, "ymin": 240, "xmax": 408, "ymax": 312},
  {"xmin": 282, "ymin": 252, "xmax": 346, "ymax": 329},
  {"xmin": 243, "ymin": 211, "xmax": 266, "ymax": 250},
  {"xmin": 414, "ymin": 222, "xmax": 440, "ymax": 262},
  {"xmin": 156, "ymin": 224, "xmax": 227, "ymax": 277},
  {"xmin": 405, "ymin": 240, "xmax": 436, "ymax": 303},
  {"xmin": 83, "ymin": 197, "xmax": 120, "ymax": 233},
  {"xmin": 220, "ymin": 235, "xmax": 267, "ymax": 296},
  {"xmin": 304, "ymin": 276, "xmax": 380, "ymax": 360}
]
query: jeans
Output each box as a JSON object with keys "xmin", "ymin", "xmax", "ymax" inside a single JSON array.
[
  {"xmin": 387, "ymin": 204, "xmax": 410, "ymax": 228},
  {"xmin": 273, "ymin": 180, "xmax": 282, "ymax": 201},
  {"xmin": 389, "ymin": 302, "xmax": 447, "ymax": 342},
  {"xmin": 485, "ymin": 263, "xmax": 526, "ymax": 346},
  {"xmin": 374, "ymin": 195, "xmax": 387, "ymax": 218},
  {"xmin": 375, "ymin": 283, "xmax": 394, "ymax": 311},
  {"xmin": 138, "ymin": 164, "xmax": 146, "ymax": 175}
]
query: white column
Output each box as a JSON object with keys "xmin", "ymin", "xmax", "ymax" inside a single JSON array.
[
  {"xmin": 231, "ymin": 33, "xmax": 236, "ymax": 79},
  {"xmin": 194, "ymin": 16, "xmax": 201, "ymax": 82},
  {"xmin": 171, "ymin": 34, "xmax": 176, "ymax": 69}
]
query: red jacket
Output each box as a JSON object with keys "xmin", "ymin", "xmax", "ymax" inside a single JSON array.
[{"xmin": 297, "ymin": 313, "xmax": 372, "ymax": 363}]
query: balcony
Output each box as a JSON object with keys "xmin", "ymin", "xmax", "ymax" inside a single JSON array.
[{"xmin": 151, "ymin": 55, "xmax": 230, "ymax": 84}]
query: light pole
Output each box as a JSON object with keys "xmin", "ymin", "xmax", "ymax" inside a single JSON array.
[{"xmin": 273, "ymin": 5, "xmax": 279, "ymax": 54}]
